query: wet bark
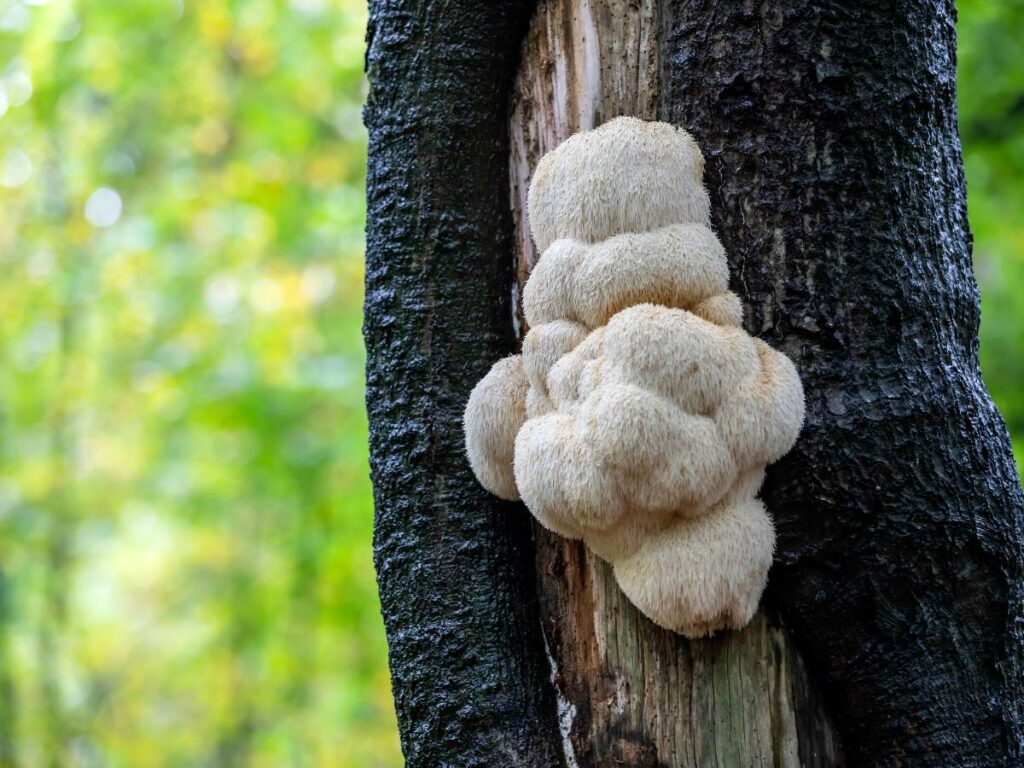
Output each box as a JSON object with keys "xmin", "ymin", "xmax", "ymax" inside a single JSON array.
[{"xmin": 363, "ymin": 2, "xmax": 564, "ymax": 766}]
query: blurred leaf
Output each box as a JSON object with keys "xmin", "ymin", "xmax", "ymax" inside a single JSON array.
[{"xmin": 0, "ymin": 0, "xmax": 399, "ymax": 766}]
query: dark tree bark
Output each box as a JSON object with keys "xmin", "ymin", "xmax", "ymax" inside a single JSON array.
[
  {"xmin": 363, "ymin": 2, "xmax": 564, "ymax": 766},
  {"xmin": 662, "ymin": 1, "xmax": 1024, "ymax": 764},
  {"xmin": 365, "ymin": 0, "xmax": 1024, "ymax": 766}
]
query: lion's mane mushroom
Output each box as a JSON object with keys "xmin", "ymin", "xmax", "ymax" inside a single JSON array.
[{"xmin": 464, "ymin": 117, "xmax": 805, "ymax": 638}]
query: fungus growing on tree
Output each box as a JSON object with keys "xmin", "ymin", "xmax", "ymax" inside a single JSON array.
[{"xmin": 464, "ymin": 117, "xmax": 805, "ymax": 637}]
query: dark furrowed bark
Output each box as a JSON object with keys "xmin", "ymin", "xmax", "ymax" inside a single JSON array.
[
  {"xmin": 363, "ymin": 2, "xmax": 564, "ymax": 766},
  {"xmin": 662, "ymin": 1, "xmax": 1024, "ymax": 764}
]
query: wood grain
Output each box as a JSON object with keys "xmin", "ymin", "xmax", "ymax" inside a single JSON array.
[{"xmin": 509, "ymin": 2, "xmax": 841, "ymax": 764}]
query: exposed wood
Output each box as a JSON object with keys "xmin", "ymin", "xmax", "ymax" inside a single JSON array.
[
  {"xmin": 509, "ymin": 2, "xmax": 840, "ymax": 765},
  {"xmin": 509, "ymin": 0, "xmax": 660, "ymax": 294},
  {"xmin": 661, "ymin": 0, "xmax": 1024, "ymax": 763}
]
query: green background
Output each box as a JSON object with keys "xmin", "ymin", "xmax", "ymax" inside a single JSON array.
[{"xmin": 0, "ymin": 1, "xmax": 1019, "ymax": 766}]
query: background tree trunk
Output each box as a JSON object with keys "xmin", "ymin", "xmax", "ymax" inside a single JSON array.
[{"xmin": 365, "ymin": 0, "xmax": 1024, "ymax": 766}]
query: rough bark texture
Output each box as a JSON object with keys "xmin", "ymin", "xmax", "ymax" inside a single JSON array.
[
  {"xmin": 363, "ymin": 2, "xmax": 565, "ymax": 766},
  {"xmin": 510, "ymin": 2, "xmax": 840, "ymax": 765},
  {"xmin": 661, "ymin": 1, "xmax": 1024, "ymax": 764}
]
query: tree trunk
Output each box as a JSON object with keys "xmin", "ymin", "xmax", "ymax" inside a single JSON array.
[{"xmin": 364, "ymin": 0, "xmax": 1024, "ymax": 766}]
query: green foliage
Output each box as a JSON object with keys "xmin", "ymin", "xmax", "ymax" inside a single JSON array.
[
  {"xmin": 0, "ymin": 0, "xmax": 1019, "ymax": 766},
  {"xmin": 0, "ymin": 0, "xmax": 399, "ymax": 766},
  {"xmin": 959, "ymin": 0, "xmax": 1024, "ymax": 466}
]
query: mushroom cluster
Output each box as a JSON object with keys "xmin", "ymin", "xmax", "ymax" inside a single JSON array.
[{"xmin": 464, "ymin": 117, "xmax": 804, "ymax": 637}]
